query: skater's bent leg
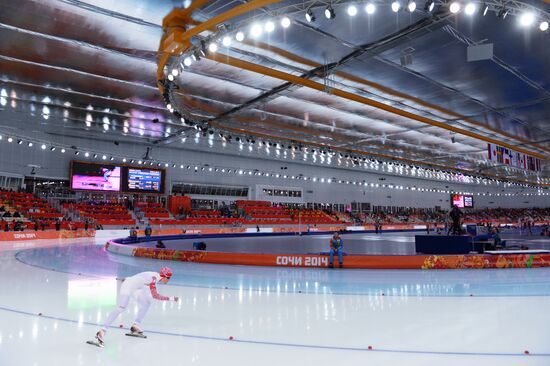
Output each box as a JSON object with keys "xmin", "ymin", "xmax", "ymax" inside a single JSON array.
[
  {"xmin": 338, "ymin": 247, "xmax": 343, "ymax": 265},
  {"xmin": 329, "ymin": 249, "xmax": 334, "ymax": 265},
  {"xmin": 134, "ymin": 290, "xmax": 152, "ymax": 327},
  {"xmin": 102, "ymin": 294, "xmax": 130, "ymax": 332}
]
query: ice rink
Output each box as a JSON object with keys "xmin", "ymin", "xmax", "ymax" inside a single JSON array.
[{"xmin": 1, "ymin": 234, "xmax": 550, "ymax": 366}]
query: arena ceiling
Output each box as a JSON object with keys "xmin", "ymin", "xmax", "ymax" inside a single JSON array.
[{"xmin": 0, "ymin": 0, "xmax": 548, "ymax": 186}]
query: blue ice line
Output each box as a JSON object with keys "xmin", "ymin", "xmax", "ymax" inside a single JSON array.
[
  {"xmin": 0, "ymin": 304, "xmax": 548, "ymax": 357},
  {"xmin": 13, "ymin": 251, "xmax": 550, "ymax": 298}
]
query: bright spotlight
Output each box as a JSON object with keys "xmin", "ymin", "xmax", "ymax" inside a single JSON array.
[
  {"xmin": 482, "ymin": 4, "xmax": 489, "ymax": 16},
  {"xmin": 391, "ymin": 1, "xmax": 401, "ymax": 12},
  {"xmin": 250, "ymin": 23, "xmax": 263, "ymax": 37},
  {"xmin": 171, "ymin": 68, "xmax": 179, "ymax": 76},
  {"xmin": 347, "ymin": 4, "xmax": 358, "ymax": 16},
  {"xmin": 208, "ymin": 42, "xmax": 218, "ymax": 52},
  {"xmin": 305, "ymin": 8, "xmax": 316, "ymax": 22},
  {"xmin": 449, "ymin": 2, "xmax": 461, "ymax": 13},
  {"xmin": 222, "ymin": 36, "xmax": 232, "ymax": 47},
  {"xmin": 235, "ymin": 31, "xmax": 245, "ymax": 41},
  {"xmin": 540, "ymin": 21, "xmax": 549, "ymax": 31},
  {"xmin": 424, "ymin": 0, "xmax": 434, "ymax": 11},
  {"xmin": 183, "ymin": 57, "xmax": 192, "ymax": 66},
  {"xmin": 407, "ymin": 1, "xmax": 416, "ymax": 12},
  {"xmin": 167, "ymin": 74, "xmax": 174, "ymax": 81},
  {"xmin": 519, "ymin": 12, "xmax": 535, "ymax": 27},
  {"xmin": 464, "ymin": 2, "xmax": 476, "ymax": 15},
  {"xmin": 265, "ymin": 21, "xmax": 275, "ymax": 32},
  {"xmin": 281, "ymin": 17, "xmax": 291, "ymax": 28},
  {"xmin": 325, "ymin": 5, "xmax": 336, "ymax": 19},
  {"xmin": 365, "ymin": 3, "xmax": 376, "ymax": 14}
]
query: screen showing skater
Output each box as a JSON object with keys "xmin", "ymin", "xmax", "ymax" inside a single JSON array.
[
  {"xmin": 451, "ymin": 194, "xmax": 474, "ymax": 208},
  {"xmin": 71, "ymin": 161, "xmax": 121, "ymax": 191},
  {"xmin": 123, "ymin": 168, "xmax": 164, "ymax": 193}
]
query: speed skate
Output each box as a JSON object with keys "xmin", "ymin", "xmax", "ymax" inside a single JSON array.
[
  {"xmin": 126, "ymin": 332, "xmax": 147, "ymax": 339},
  {"xmin": 86, "ymin": 340, "xmax": 104, "ymax": 348}
]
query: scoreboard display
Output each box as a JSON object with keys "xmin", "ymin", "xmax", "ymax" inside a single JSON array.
[
  {"xmin": 70, "ymin": 161, "xmax": 165, "ymax": 194},
  {"xmin": 126, "ymin": 168, "xmax": 163, "ymax": 192}
]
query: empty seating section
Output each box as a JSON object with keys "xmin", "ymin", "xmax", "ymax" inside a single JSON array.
[
  {"xmin": 191, "ymin": 210, "xmax": 221, "ymax": 218},
  {"xmin": 288, "ymin": 209, "xmax": 341, "ymax": 224},
  {"xmin": 135, "ymin": 202, "xmax": 170, "ymax": 218},
  {"xmin": 0, "ymin": 192, "xmax": 62, "ymax": 220},
  {"xmin": 62, "ymin": 202, "xmax": 135, "ymax": 226}
]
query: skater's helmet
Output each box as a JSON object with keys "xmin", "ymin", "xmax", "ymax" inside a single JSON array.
[{"xmin": 160, "ymin": 267, "xmax": 173, "ymax": 279}]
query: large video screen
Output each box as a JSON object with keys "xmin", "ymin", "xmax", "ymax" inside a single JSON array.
[
  {"xmin": 124, "ymin": 168, "xmax": 164, "ymax": 193},
  {"xmin": 451, "ymin": 194, "xmax": 474, "ymax": 208},
  {"xmin": 71, "ymin": 162, "xmax": 121, "ymax": 191}
]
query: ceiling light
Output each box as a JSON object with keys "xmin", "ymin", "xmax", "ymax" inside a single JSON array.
[
  {"xmin": 265, "ymin": 21, "xmax": 275, "ymax": 32},
  {"xmin": 391, "ymin": 1, "xmax": 401, "ymax": 12},
  {"xmin": 171, "ymin": 68, "xmax": 178, "ymax": 76},
  {"xmin": 28, "ymin": 142, "xmax": 33, "ymax": 147},
  {"xmin": 305, "ymin": 8, "xmax": 316, "ymax": 22},
  {"xmin": 365, "ymin": 3, "xmax": 376, "ymax": 14},
  {"xmin": 281, "ymin": 17, "xmax": 291, "ymax": 28},
  {"xmin": 102, "ymin": 155, "xmax": 107, "ymax": 160},
  {"xmin": 208, "ymin": 42, "xmax": 218, "ymax": 52},
  {"xmin": 519, "ymin": 12, "xmax": 535, "ymax": 27},
  {"xmin": 17, "ymin": 140, "xmax": 22, "ymax": 144},
  {"xmin": 464, "ymin": 2, "xmax": 476, "ymax": 15},
  {"xmin": 449, "ymin": 2, "xmax": 461, "ymax": 13},
  {"xmin": 85, "ymin": 152, "xmax": 89, "ymax": 157},
  {"xmin": 75, "ymin": 151, "xmax": 79, "ymax": 156},
  {"xmin": 497, "ymin": 8, "xmax": 508, "ymax": 19},
  {"xmin": 61, "ymin": 149, "xmax": 65, "ymax": 153},
  {"xmin": 250, "ymin": 23, "xmax": 263, "ymax": 37},
  {"xmin": 50, "ymin": 147, "xmax": 56, "ymax": 151},
  {"xmin": 222, "ymin": 36, "xmax": 231, "ymax": 47},
  {"xmin": 347, "ymin": 4, "xmax": 358, "ymax": 16},
  {"xmin": 481, "ymin": 3, "xmax": 489, "ymax": 16},
  {"xmin": 540, "ymin": 21, "xmax": 549, "ymax": 31},
  {"xmin": 408, "ymin": 1, "xmax": 416, "ymax": 12},
  {"xmin": 167, "ymin": 74, "xmax": 174, "ymax": 81},
  {"xmin": 325, "ymin": 5, "xmax": 336, "ymax": 19},
  {"xmin": 424, "ymin": 0, "xmax": 434, "ymax": 11},
  {"xmin": 235, "ymin": 31, "xmax": 245, "ymax": 41},
  {"xmin": 183, "ymin": 57, "xmax": 192, "ymax": 66}
]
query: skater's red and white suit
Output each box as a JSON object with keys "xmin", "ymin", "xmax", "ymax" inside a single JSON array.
[{"xmin": 101, "ymin": 271, "xmax": 174, "ymax": 332}]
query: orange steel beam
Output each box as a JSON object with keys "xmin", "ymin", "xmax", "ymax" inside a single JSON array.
[
  {"xmin": 248, "ymin": 40, "xmax": 550, "ymax": 154},
  {"xmin": 157, "ymin": 0, "xmax": 284, "ymax": 88},
  {"xmin": 179, "ymin": 95, "xmax": 547, "ymax": 186},
  {"xmin": 212, "ymin": 122, "xmax": 549, "ymax": 187},
  {"xmin": 207, "ymin": 53, "xmax": 547, "ymax": 161}
]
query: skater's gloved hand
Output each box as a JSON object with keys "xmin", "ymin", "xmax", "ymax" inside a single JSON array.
[{"xmin": 173, "ymin": 296, "xmax": 179, "ymax": 302}]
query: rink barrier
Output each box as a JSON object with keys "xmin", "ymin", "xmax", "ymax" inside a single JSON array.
[
  {"xmin": 105, "ymin": 234, "xmax": 550, "ymax": 270},
  {"xmin": 0, "ymin": 229, "xmax": 95, "ymax": 241}
]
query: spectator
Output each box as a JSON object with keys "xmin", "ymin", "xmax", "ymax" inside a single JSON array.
[
  {"xmin": 328, "ymin": 232, "xmax": 343, "ymax": 269},
  {"xmin": 55, "ymin": 219, "xmax": 61, "ymax": 231},
  {"xmin": 144, "ymin": 223, "xmax": 152, "ymax": 239},
  {"xmin": 3, "ymin": 211, "xmax": 11, "ymax": 218},
  {"xmin": 129, "ymin": 227, "xmax": 138, "ymax": 241},
  {"xmin": 0, "ymin": 206, "xmax": 5, "ymax": 212}
]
